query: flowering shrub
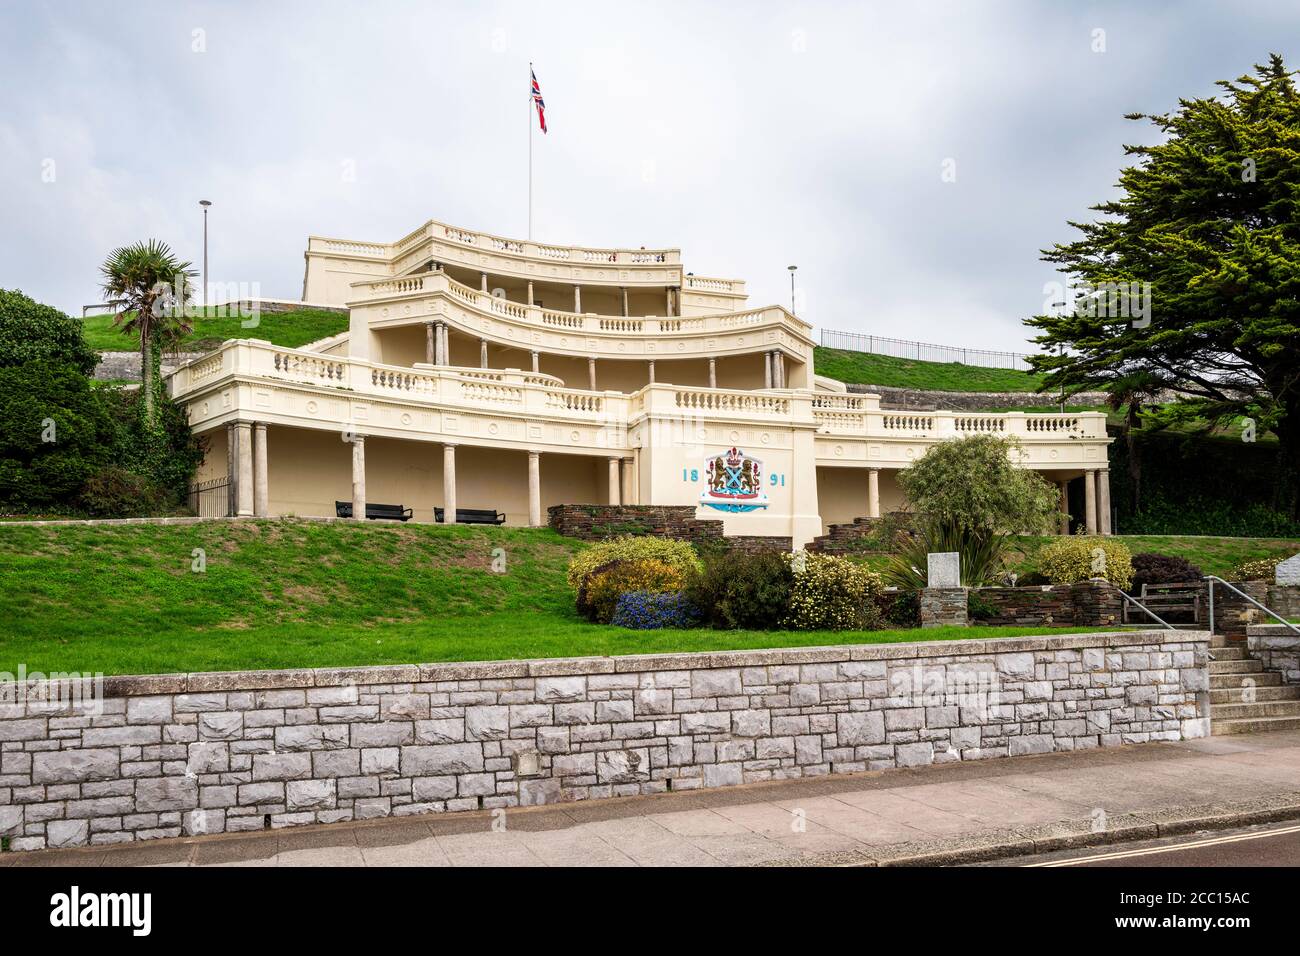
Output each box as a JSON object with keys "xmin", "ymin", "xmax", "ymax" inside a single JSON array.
[
  {"xmin": 1227, "ymin": 557, "xmax": 1280, "ymax": 582},
  {"xmin": 576, "ymin": 558, "xmax": 690, "ymax": 624},
  {"xmin": 783, "ymin": 552, "xmax": 884, "ymax": 631},
  {"xmin": 686, "ymin": 549, "xmax": 793, "ymax": 630},
  {"xmin": 566, "ymin": 536, "xmax": 702, "ymax": 591},
  {"xmin": 1038, "ymin": 536, "xmax": 1133, "ymax": 589},
  {"xmin": 610, "ymin": 591, "xmax": 701, "ymax": 629}
]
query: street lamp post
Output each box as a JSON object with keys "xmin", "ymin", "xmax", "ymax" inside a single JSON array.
[
  {"xmin": 787, "ymin": 264, "xmax": 798, "ymax": 314},
  {"xmin": 199, "ymin": 200, "xmax": 212, "ymax": 308}
]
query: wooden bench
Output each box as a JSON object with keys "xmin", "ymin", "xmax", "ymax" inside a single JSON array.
[
  {"xmin": 434, "ymin": 507, "xmax": 507, "ymax": 525},
  {"xmin": 334, "ymin": 501, "xmax": 413, "ymax": 521},
  {"xmin": 1124, "ymin": 581, "xmax": 1201, "ymax": 624}
]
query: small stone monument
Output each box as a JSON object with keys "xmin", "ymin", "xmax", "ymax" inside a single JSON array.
[
  {"xmin": 1276, "ymin": 553, "xmax": 1300, "ymax": 586},
  {"xmin": 927, "ymin": 551, "xmax": 961, "ymax": 588}
]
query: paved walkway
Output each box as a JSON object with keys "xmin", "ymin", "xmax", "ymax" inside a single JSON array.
[{"xmin": 8, "ymin": 731, "xmax": 1300, "ymax": 867}]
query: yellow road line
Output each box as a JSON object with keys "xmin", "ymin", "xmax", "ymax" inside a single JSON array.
[{"xmin": 1028, "ymin": 822, "xmax": 1300, "ymax": 866}]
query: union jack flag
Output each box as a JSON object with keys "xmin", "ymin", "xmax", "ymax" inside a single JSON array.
[{"xmin": 531, "ymin": 67, "xmax": 547, "ymax": 133}]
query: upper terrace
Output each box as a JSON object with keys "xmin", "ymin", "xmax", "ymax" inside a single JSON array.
[{"xmin": 303, "ymin": 217, "xmax": 748, "ymax": 315}]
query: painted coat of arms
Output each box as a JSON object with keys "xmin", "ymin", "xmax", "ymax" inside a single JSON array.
[{"xmin": 699, "ymin": 447, "xmax": 769, "ymax": 513}]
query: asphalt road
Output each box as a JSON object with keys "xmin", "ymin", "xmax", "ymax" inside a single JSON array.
[{"xmin": 1006, "ymin": 822, "xmax": 1300, "ymax": 867}]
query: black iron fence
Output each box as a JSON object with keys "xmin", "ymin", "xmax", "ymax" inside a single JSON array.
[{"xmin": 188, "ymin": 477, "xmax": 232, "ymax": 518}]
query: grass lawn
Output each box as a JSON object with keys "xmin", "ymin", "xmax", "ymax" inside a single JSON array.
[
  {"xmin": 0, "ymin": 520, "xmax": 1108, "ymax": 677},
  {"xmin": 1008, "ymin": 534, "xmax": 1300, "ymax": 578},
  {"xmin": 813, "ymin": 347, "xmax": 1047, "ymax": 392},
  {"xmin": 83, "ymin": 306, "xmax": 349, "ymax": 353}
]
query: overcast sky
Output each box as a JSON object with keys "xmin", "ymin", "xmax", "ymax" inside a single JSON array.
[{"xmin": 1, "ymin": 0, "xmax": 1295, "ymax": 352}]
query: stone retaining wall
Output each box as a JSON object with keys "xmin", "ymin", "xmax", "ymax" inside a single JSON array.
[
  {"xmin": 0, "ymin": 630, "xmax": 1209, "ymax": 851},
  {"xmin": 547, "ymin": 504, "xmax": 791, "ymax": 552},
  {"xmin": 971, "ymin": 581, "xmax": 1124, "ymax": 628},
  {"xmin": 1246, "ymin": 624, "xmax": 1300, "ymax": 684}
]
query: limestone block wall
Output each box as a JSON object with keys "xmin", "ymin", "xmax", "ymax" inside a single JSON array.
[
  {"xmin": 0, "ymin": 630, "xmax": 1209, "ymax": 852},
  {"xmin": 1246, "ymin": 624, "xmax": 1300, "ymax": 684}
]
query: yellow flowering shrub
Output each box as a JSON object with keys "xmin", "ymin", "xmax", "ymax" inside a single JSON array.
[
  {"xmin": 1037, "ymin": 536, "xmax": 1133, "ymax": 589},
  {"xmin": 1228, "ymin": 558, "xmax": 1279, "ymax": 582},
  {"xmin": 566, "ymin": 536, "xmax": 702, "ymax": 591},
  {"xmin": 782, "ymin": 552, "xmax": 885, "ymax": 631},
  {"xmin": 577, "ymin": 558, "xmax": 691, "ymax": 624}
]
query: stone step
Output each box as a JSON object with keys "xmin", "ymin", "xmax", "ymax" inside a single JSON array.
[
  {"xmin": 1208, "ymin": 660, "xmax": 1265, "ymax": 674},
  {"xmin": 1210, "ymin": 647, "xmax": 1249, "ymax": 661},
  {"xmin": 1210, "ymin": 671, "xmax": 1283, "ymax": 689},
  {"xmin": 1212, "ymin": 700, "xmax": 1300, "ymax": 720},
  {"xmin": 1212, "ymin": 714, "xmax": 1300, "ymax": 736},
  {"xmin": 1210, "ymin": 684, "xmax": 1300, "ymax": 704}
]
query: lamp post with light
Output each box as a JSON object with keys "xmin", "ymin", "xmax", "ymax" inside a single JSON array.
[
  {"xmin": 787, "ymin": 265, "xmax": 798, "ymax": 315},
  {"xmin": 199, "ymin": 200, "xmax": 212, "ymax": 308}
]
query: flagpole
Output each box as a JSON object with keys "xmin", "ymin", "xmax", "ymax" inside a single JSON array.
[{"xmin": 528, "ymin": 61, "xmax": 533, "ymax": 241}]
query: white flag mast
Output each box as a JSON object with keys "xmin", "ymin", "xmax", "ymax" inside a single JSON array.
[{"xmin": 528, "ymin": 63, "xmax": 547, "ymax": 241}]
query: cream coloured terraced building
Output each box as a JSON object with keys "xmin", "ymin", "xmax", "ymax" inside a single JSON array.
[{"xmin": 169, "ymin": 216, "xmax": 1114, "ymax": 547}]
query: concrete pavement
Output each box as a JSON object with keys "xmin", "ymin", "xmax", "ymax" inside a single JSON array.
[{"xmin": 6, "ymin": 729, "xmax": 1300, "ymax": 867}]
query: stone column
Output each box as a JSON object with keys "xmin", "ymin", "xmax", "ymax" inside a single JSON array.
[
  {"xmin": 666, "ymin": 288, "xmax": 675, "ymax": 317},
  {"xmin": 443, "ymin": 444, "xmax": 457, "ymax": 523},
  {"xmin": 868, "ymin": 468, "xmax": 881, "ymax": 518},
  {"xmin": 588, "ymin": 357, "xmax": 597, "ymax": 391},
  {"xmin": 425, "ymin": 322, "xmax": 435, "ymax": 365},
  {"xmin": 526, "ymin": 281, "xmax": 534, "ymax": 305},
  {"xmin": 480, "ymin": 272, "xmax": 488, "ymax": 292},
  {"xmin": 531, "ymin": 350, "xmax": 539, "ymax": 373},
  {"xmin": 776, "ymin": 353, "xmax": 785, "ymax": 388},
  {"xmin": 225, "ymin": 422, "xmax": 236, "ymax": 517},
  {"xmin": 1098, "ymin": 469, "xmax": 1112, "ymax": 535},
  {"xmin": 1084, "ymin": 470, "xmax": 1098, "ymax": 534},
  {"xmin": 528, "ymin": 451, "xmax": 542, "ymax": 527},
  {"xmin": 621, "ymin": 457, "xmax": 635, "ymax": 506},
  {"xmin": 708, "ymin": 357, "xmax": 717, "ymax": 388},
  {"xmin": 574, "ymin": 285, "xmax": 582, "ymax": 313},
  {"xmin": 1058, "ymin": 480, "xmax": 1070, "ymax": 534},
  {"xmin": 647, "ymin": 360, "xmax": 655, "ymax": 384},
  {"xmin": 437, "ymin": 322, "xmax": 448, "ymax": 365},
  {"xmin": 764, "ymin": 352, "xmax": 773, "ymax": 389},
  {"xmin": 608, "ymin": 458, "xmax": 621, "ymax": 506},
  {"xmin": 253, "ymin": 423, "xmax": 269, "ymax": 517},
  {"xmin": 235, "ymin": 421, "xmax": 254, "ymax": 517},
  {"xmin": 480, "ymin": 338, "xmax": 488, "ymax": 369},
  {"xmin": 350, "ymin": 435, "xmax": 365, "ymax": 521},
  {"xmin": 620, "ymin": 287, "xmax": 628, "ymax": 317}
]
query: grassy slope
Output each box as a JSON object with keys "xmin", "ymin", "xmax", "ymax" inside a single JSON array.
[
  {"xmin": 84, "ymin": 307, "xmax": 349, "ymax": 353},
  {"xmin": 813, "ymin": 347, "xmax": 1047, "ymax": 392},
  {"xmin": 0, "ymin": 520, "xmax": 1101, "ymax": 676}
]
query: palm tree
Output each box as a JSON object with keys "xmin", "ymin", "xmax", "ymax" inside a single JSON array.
[{"xmin": 100, "ymin": 240, "xmax": 196, "ymax": 430}]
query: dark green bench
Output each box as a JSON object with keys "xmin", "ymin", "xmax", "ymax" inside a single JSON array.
[
  {"xmin": 335, "ymin": 501, "xmax": 413, "ymax": 521},
  {"xmin": 434, "ymin": 507, "xmax": 507, "ymax": 525}
]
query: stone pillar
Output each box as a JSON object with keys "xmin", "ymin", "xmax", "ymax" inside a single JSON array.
[
  {"xmin": 480, "ymin": 272, "xmax": 488, "ymax": 292},
  {"xmin": 443, "ymin": 444, "xmax": 457, "ymax": 523},
  {"xmin": 574, "ymin": 285, "xmax": 581, "ymax": 313},
  {"xmin": 437, "ymin": 322, "xmax": 448, "ymax": 365},
  {"xmin": 1058, "ymin": 480, "xmax": 1070, "ymax": 534},
  {"xmin": 776, "ymin": 353, "xmax": 785, "ymax": 388},
  {"xmin": 666, "ymin": 288, "xmax": 675, "ymax": 316},
  {"xmin": 647, "ymin": 360, "xmax": 655, "ymax": 384},
  {"xmin": 608, "ymin": 458, "xmax": 621, "ymax": 506},
  {"xmin": 531, "ymin": 350, "xmax": 539, "ymax": 373},
  {"xmin": 235, "ymin": 421, "xmax": 254, "ymax": 517},
  {"xmin": 480, "ymin": 338, "xmax": 488, "ymax": 369},
  {"xmin": 1084, "ymin": 470, "xmax": 1098, "ymax": 534},
  {"xmin": 253, "ymin": 423, "xmax": 269, "ymax": 517},
  {"xmin": 764, "ymin": 352, "xmax": 773, "ymax": 389},
  {"xmin": 528, "ymin": 451, "xmax": 542, "ymax": 527},
  {"xmin": 425, "ymin": 322, "xmax": 435, "ymax": 365},
  {"xmin": 868, "ymin": 468, "xmax": 881, "ymax": 518},
  {"xmin": 1098, "ymin": 469, "xmax": 1112, "ymax": 535},
  {"xmin": 920, "ymin": 588, "xmax": 969, "ymax": 628},
  {"xmin": 527, "ymin": 281, "xmax": 534, "ymax": 305},
  {"xmin": 621, "ymin": 457, "xmax": 635, "ymax": 506},
  {"xmin": 620, "ymin": 287, "xmax": 628, "ymax": 317},
  {"xmin": 588, "ymin": 357, "xmax": 597, "ymax": 391},
  {"xmin": 708, "ymin": 357, "xmax": 717, "ymax": 388},
  {"xmin": 350, "ymin": 435, "xmax": 365, "ymax": 521},
  {"xmin": 225, "ymin": 422, "xmax": 236, "ymax": 517}
]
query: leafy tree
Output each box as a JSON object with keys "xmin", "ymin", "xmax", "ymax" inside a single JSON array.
[
  {"xmin": 1025, "ymin": 55, "xmax": 1300, "ymax": 516},
  {"xmin": 0, "ymin": 288, "xmax": 97, "ymax": 374},
  {"xmin": 898, "ymin": 434, "xmax": 1061, "ymax": 535},
  {"xmin": 99, "ymin": 240, "xmax": 196, "ymax": 431}
]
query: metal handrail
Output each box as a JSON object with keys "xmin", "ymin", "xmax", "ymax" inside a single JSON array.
[{"xmin": 1205, "ymin": 575, "xmax": 1300, "ymax": 637}]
